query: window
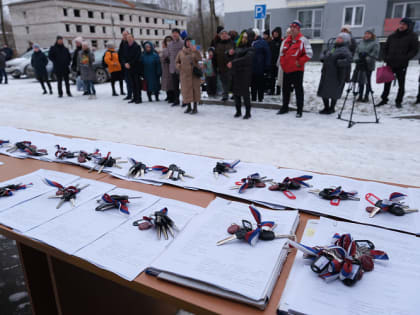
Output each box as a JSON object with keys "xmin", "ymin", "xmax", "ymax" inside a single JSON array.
[
  {"xmin": 74, "ymin": 9, "xmax": 80, "ymax": 17},
  {"xmin": 65, "ymin": 24, "xmax": 70, "ymax": 32},
  {"xmin": 102, "ymin": 26, "xmax": 106, "ymax": 34},
  {"xmin": 101, "ymin": 12, "xmax": 105, "ymax": 19},
  {"xmin": 343, "ymin": 5, "xmax": 364, "ymax": 27},
  {"xmin": 146, "ymin": 29, "xmax": 150, "ymax": 35},
  {"xmin": 139, "ymin": 16, "xmax": 142, "ymax": 23},
  {"xmin": 76, "ymin": 25, "xmax": 82, "ymax": 33},
  {"xmin": 155, "ymin": 41, "xmax": 159, "ymax": 47},
  {"xmin": 146, "ymin": 17, "xmax": 150, "ymax": 23},
  {"xmin": 92, "ymin": 40, "xmax": 98, "ymax": 48},
  {"xmin": 119, "ymin": 14, "xmax": 124, "ymax": 21},
  {"xmin": 175, "ymin": 20, "xmax": 178, "ymax": 25},
  {"xmin": 90, "ymin": 25, "xmax": 96, "ymax": 33},
  {"xmin": 23, "ymin": 11, "xmax": 26, "ymax": 18},
  {"xmin": 393, "ymin": 2, "xmax": 420, "ymax": 20},
  {"xmin": 140, "ymin": 28, "xmax": 143, "ymax": 35},
  {"xmin": 25, "ymin": 26, "xmax": 29, "ymax": 34},
  {"xmin": 104, "ymin": 40, "xmax": 108, "ymax": 47},
  {"xmin": 297, "ymin": 9, "xmax": 323, "ymax": 38},
  {"xmin": 154, "ymin": 18, "xmax": 158, "ymax": 24},
  {"xmin": 129, "ymin": 15, "xmax": 133, "ymax": 22},
  {"xmin": 88, "ymin": 11, "xmax": 94, "ymax": 18},
  {"xmin": 63, "ymin": 8, "xmax": 68, "ymax": 16}
]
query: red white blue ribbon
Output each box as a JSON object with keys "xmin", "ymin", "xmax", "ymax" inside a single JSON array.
[
  {"xmin": 101, "ymin": 194, "xmax": 130, "ymax": 215},
  {"xmin": 244, "ymin": 205, "xmax": 276, "ymax": 246}
]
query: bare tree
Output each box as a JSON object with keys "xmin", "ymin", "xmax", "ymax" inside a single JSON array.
[
  {"xmin": 197, "ymin": 0, "xmax": 205, "ymax": 50},
  {"xmin": 0, "ymin": 0, "xmax": 8, "ymax": 46},
  {"xmin": 208, "ymin": 0, "xmax": 219, "ymax": 35}
]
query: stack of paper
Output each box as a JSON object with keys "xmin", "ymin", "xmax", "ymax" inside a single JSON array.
[
  {"xmin": 278, "ymin": 218, "xmax": 420, "ymax": 315},
  {"xmin": 75, "ymin": 198, "xmax": 204, "ymax": 280},
  {"xmin": 147, "ymin": 198, "xmax": 300, "ymax": 309}
]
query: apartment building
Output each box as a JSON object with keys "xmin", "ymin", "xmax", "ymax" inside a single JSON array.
[
  {"xmin": 8, "ymin": 0, "xmax": 187, "ymax": 54},
  {"xmin": 225, "ymin": 0, "xmax": 420, "ymax": 58}
]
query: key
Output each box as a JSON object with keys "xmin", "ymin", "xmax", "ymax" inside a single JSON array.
[
  {"xmin": 258, "ymin": 230, "xmax": 296, "ymax": 241},
  {"xmin": 227, "ymin": 224, "xmax": 241, "ymax": 234},
  {"xmin": 56, "ymin": 199, "xmax": 66, "ymax": 209},
  {"xmin": 216, "ymin": 228, "xmax": 248, "ymax": 246},
  {"xmin": 366, "ymin": 206, "xmax": 382, "ymax": 218},
  {"xmin": 70, "ymin": 198, "xmax": 76, "ymax": 207},
  {"xmin": 161, "ymin": 222, "xmax": 169, "ymax": 240}
]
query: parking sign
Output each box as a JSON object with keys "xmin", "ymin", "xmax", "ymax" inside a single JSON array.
[{"xmin": 254, "ymin": 4, "xmax": 266, "ymax": 19}]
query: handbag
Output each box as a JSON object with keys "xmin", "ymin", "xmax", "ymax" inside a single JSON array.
[
  {"xmin": 376, "ymin": 65, "xmax": 395, "ymax": 84},
  {"xmin": 193, "ymin": 66, "xmax": 203, "ymax": 78}
]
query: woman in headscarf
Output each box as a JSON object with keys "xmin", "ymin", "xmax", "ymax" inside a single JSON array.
[{"xmin": 141, "ymin": 41, "xmax": 162, "ymax": 102}]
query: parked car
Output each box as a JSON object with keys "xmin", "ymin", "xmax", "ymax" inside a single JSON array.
[
  {"xmin": 91, "ymin": 48, "xmax": 110, "ymax": 84},
  {"xmin": 5, "ymin": 50, "xmax": 39, "ymax": 79}
]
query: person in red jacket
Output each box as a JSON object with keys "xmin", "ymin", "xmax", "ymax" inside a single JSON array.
[{"xmin": 278, "ymin": 20, "xmax": 313, "ymax": 117}]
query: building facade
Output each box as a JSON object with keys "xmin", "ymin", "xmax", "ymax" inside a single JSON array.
[
  {"xmin": 225, "ymin": 0, "xmax": 420, "ymax": 59},
  {"xmin": 8, "ymin": 0, "xmax": 187, "ymax": 54}
]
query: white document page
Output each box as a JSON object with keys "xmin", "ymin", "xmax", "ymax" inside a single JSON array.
[
  {"xmin": 149, "ymin": 198, "xmax": 299, "ymax": 301},
  {"xmin": 25, "ymin": 188, "xmax": 160, "ymax": 254},
  {"xmin": 279, "ymin": 218, "xmax": 420, "ymax": 315},
  {"xmin": 75, "ymin": 198, "xmax": 203, "ymax": 280},
  {"xmin": 0, "ymin": 177, "xmax": 113, "ymax": 232},
  {"xmin": 0, "ymin": 169, "xmax": 79, "ymax": 213}
]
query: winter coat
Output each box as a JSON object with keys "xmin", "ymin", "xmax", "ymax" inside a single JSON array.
[
  {"xmin": 317, "ymin": 44, "xmax": 352, "ymax": 100},
  {"xmin": 354, "ymin": 38, "xmax": 380, "ymax": 72},
  {"xmin": 269, "ymin": 34, "xmax": 282, "ymax": 66},
  {"xmin": 0, "ymin": 52, "xmax": 6, "ymax": 69},
  {"xmin": 214, "ymin": 39, "xmax": 234, "ymax": 73},
  {"xmin": 71, "ymin": 45, "xmax": 82, "ymax": 73},
  {"xmin": 252, "ymin": 37, "xmax": 271, "ymax": 75},
  {"xmin": 124, "ymin": 41, "xmax": 142, "ymax": 75},
  {"xmin": 31, "ymin": 50, "xmax": 49, "ymax": 80},
  {"xmin": 1, "ymin": 47, "xmax": 13, "ymax": 61},
  {"xmin": 168, "ymin": 38, "xmax": 184, "ymax": 74},
  {"xmin": 383, "ymin": 28, "xmax": 419, "ymax": 69},
  {"xmin": 160, "ymin": 47, "xmax": 173, "ymax": 91},
  {"xmin": 141, "ymin": 43, "xmax": 162, "ymax": 93},
  {"xmin": 232, "ymin": 46, "xmax": 254, "ymax": 97},
  {"xmin": 118, "ymin": 40, "xmax": 129, "ymax": 67},
  {"xmin": 280, "ymin": 33, "xmax": 313, "ymax": 73},
  {"xmin": 176, "ymin": 47, "xmax": 202, "ymax": 103},
  {"xmin": 78, "ymin": 49, "xmax": 96, "ymax": 81},
  {"xmin": 104, "ymin": 49, "xmax": 122, "ymax": 73},
  {"xmin": 48, "ymin": 42, "xmax": 71, "ymax": 75}
]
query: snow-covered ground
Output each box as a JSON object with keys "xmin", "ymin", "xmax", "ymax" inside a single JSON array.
[{"xmin": 0, "ymin": 62, "xmax": 419, "ymax": 186}]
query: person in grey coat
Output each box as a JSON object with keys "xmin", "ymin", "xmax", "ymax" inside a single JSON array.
[
  {"xmin": 167, "ymin": 28, "xmax": 184, "ymax": 106},
  {"xmin": 317, "ymin": 33, "xmax": 352, "ymax": 114},
  {"xmin": 78, "ymin": 42, "xmax": 96, "ymax": 99},
  {"xmin": 354, "ymin": 29, "xmax": 379, "ymax": 102},
  {"xmin": 160, "ymin": 35, "xmax": 174, "ymax": 103}
]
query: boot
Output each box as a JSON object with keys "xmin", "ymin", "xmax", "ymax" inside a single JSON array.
[
  {"xmin": 396, "ymin": 102, "xmax": 402, "ymax": 108},
  {"xmin": 362, "ymin": 94, "xmax": 369, "ymax": 103},
  {"xmin": 234, "ymin": 96, "xmax": 242, "ymax": 117},
  {"xmin": 277, "ymin": 106, "xmax": 289, "ymax": 115},
  {"xmin": 123, "ymin": 96, "xmax": 131, "ymax": 100},
  {"xmin": 190, "ymin": 102, "xmax": 198, "ymax": 114},
  {"xmin": 155, "ymin": 93, "xmax": 159, "ymax": 102},
  {"xmin": 147, "ymin": 92, "xmax": 153, "ymax": 102},
  {"xmin": 276, "ymin": 86, "xmax": 281, "ymax": 95},
  {"xmin": 376, "ymin": 99, "xmax": 387, "ymax": 107},
  {"xmin": 184, "ymin": 103, "xmax": 192, "ymax": 113},
  {"xmin": 327, "ymin": 100, "xmax": 336, "ymax": 114},
  {"xmin": 182, "ymin": 103, "xmax": 187, "ymax": 107},
  {"xmin": 43, "ymin": 89, "xmax": 47, "ymax": 95},
  {"xmin": 319, "ymin": 99, "xmax": 329, "ymax": 114},
  {"xmin": 356, "ymin": 95, "xmax": 363, "ymax": 102},
  {"xmin": 243, "ymin": 104, "xmax": 251, "ymax": 119},
  {"xmin": 49, "ymin": 87, "xmax": 53, "ymax": 95},
  {"xmin": 67, "ymin": 91, "xmax": 73, "ymax": 97},
  {"xmin": 296, "ymin": 111, "xmax": 302, "ymax": 118}
]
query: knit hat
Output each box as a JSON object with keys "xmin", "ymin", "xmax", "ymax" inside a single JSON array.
[
  {"xmin": 263, "ymin": 29, "xmax": 270, "ymax": 36},
  {"xmin": 252, "ymin": 28, "xmax": 260, "ymax": 37},
  {"xmin": 365, "ymin": 28, "xmax": 375, "ymax": 35},
  {"xmin": 341, "ymin": 26, "xmax": 351, "ymax": 33},
  {"xmin": 32, "ymin": 43, "xmax": 40, "ymax": 49},
  {"xmin": 56, "ymin": 35, "xmax": 63, "ymax": 41},
  {"xmin": 337, "ymin": 32, "xmax": 351, "ymax": 43},
  {"xmin": 106, "ymin": 42, "xmax": 115, "ymax": 49},
  {"xmin": 290, "ymin": 20, "xmax": 301, "ymax": 29},
  {"xmin": 216, "ymin": 26, "xmax": 224, "ymax": 34},
  {"xmin": 400, "ymin": 17, "xmax": 413, "ymax": 27},
  {"xmin": 74, "ymin": 36, "xmax": 83, "ymax": 44}
]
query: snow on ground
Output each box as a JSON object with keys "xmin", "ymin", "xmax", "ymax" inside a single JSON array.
[{"xmin": 0, "ymin": 62, "xmax": 419, "ymax": 186}]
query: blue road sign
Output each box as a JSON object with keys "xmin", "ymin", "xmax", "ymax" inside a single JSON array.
[{"xmin": 254, "ymin": 4, "xmax": 266, "ymax": 19}]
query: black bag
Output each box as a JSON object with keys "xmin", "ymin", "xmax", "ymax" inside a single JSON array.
[{"xmin": 193, "ymin": 66, "xmax": 203, "ymax": 78}]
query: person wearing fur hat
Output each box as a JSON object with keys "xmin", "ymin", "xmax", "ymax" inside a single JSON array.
[
  {"xmin": 353, "ymin": 29, "xmax": 379, "ymax": 102},
  {"xmin": 317, "ymin": 33, "xmax": 352, "ymax": 114},
  {"xmin": 48, "ymin": 35, "xmax": 72, "ymax": 97},
  {"xmin": 377, "ymin": 17, "xmax": 419, "ymax": 108},
  {"xmin": 251, "ymin": 28, "xmax": 271, "ymax": 103},
  {"xmin": 31, "ymin": 43, "xmax": 53, "ymax": 94},
  {"xmin": 279, "ymin": 20, "xmax": 313, "ymax": 118}
]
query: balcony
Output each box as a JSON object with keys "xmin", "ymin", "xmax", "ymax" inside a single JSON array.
[{"xmin": 287, "ymin": 0, "xmax": 327, "ymax": 8}]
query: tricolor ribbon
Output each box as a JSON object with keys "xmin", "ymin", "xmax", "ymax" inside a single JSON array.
[
  {"xmin": 101, "ymin": 194, "xmax": 130, "ymax": 215},
  {"xmin": 244, "ymin": 205, "xmax": 276, "ymax": 246}
]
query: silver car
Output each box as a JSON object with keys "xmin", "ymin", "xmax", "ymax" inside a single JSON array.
[{"xmin": 5, "ymin": 49, "xmax": 53, "ymax": 79}]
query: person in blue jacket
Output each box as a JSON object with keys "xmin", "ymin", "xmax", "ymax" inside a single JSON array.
[
  {"xmin": 141, "ymin": 42, "xmax": 162, "ymax": 102},
  {"xmin": 251, "ymin": 28, "xmax": 271, "ymax": 102}
]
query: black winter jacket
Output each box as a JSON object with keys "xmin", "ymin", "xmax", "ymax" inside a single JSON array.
[
  {"xmin": 48, "ymin": 42, "xmax": 71, "ymax": 75},
  {"xmin": 31, "ymin": 50, "xmax": 49, "ymax": 80},
  {"xmin": 383, "ymin": 28, "xmax": 419, "ymax": 69}
]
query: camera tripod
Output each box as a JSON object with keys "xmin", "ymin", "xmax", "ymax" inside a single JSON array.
[{"xmin": 337, "ymin": 66, "xmax": 379, "ymax": 128}]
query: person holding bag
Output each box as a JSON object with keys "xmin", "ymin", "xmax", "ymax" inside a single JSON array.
[{"xmin": 175, "ymin": 38, "xmax": 202, "ymax": 114}]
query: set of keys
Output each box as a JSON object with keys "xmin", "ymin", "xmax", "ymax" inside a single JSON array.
[
  {"xmin": 231, "ymin": 173, "xmax": 273, "ymax": 194},
  {"xmin": 0, "ymin": 183, "xmax": 32, "ymax": 198},
  {"xmin": 6, "ymin": 141, "xmax": 48, "ymax": 156},
  {"xmin": 308, "ymin": 186, "xmax": 359, "ymax": 206},
  {"xmin": 77, "ymin": 149, "xmax": 101, "ymax": 163},
  {"xmin": 269, "ymin": 175, "xmax": 313, "ymax": 199},
  {"xmin": 213, "ymin": 160, "xmax": 240, "ymax": 178},
  {"xmin": 89, "ymin": 152, "xmax": 127, "ymax": 173},
  {"xmin": 48, "ymin": 183, "xmax": 89, "ymax": 209},
  {"xmin": 365, "ymin": 192, "xmax": 418, "ymax": 217},
  {"xmin": 133, "ymin": 208, "xmax": 179, "ymax": 240},
  {"xmin": 153, "ymin": 164, "xmax": 194, "ymax": 181},
  {"xmin": 95, "ymin": 194, "xmax": 142, "ymax": 215},
  {"xmin": 216, "ymin": 205, "xmax": 295, "ymax": 246},
  {"xmin": 127, "ymin": 158, "xmax": 149, "ymax": 178},
  {"xmin": 55, "ymin": 145, "xmax": 78, "ymax": 160}
]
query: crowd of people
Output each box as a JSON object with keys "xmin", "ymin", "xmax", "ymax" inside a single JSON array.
[{"xmin": 1, "ymin": 17, "xmax": 419, "ymax": 118}]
